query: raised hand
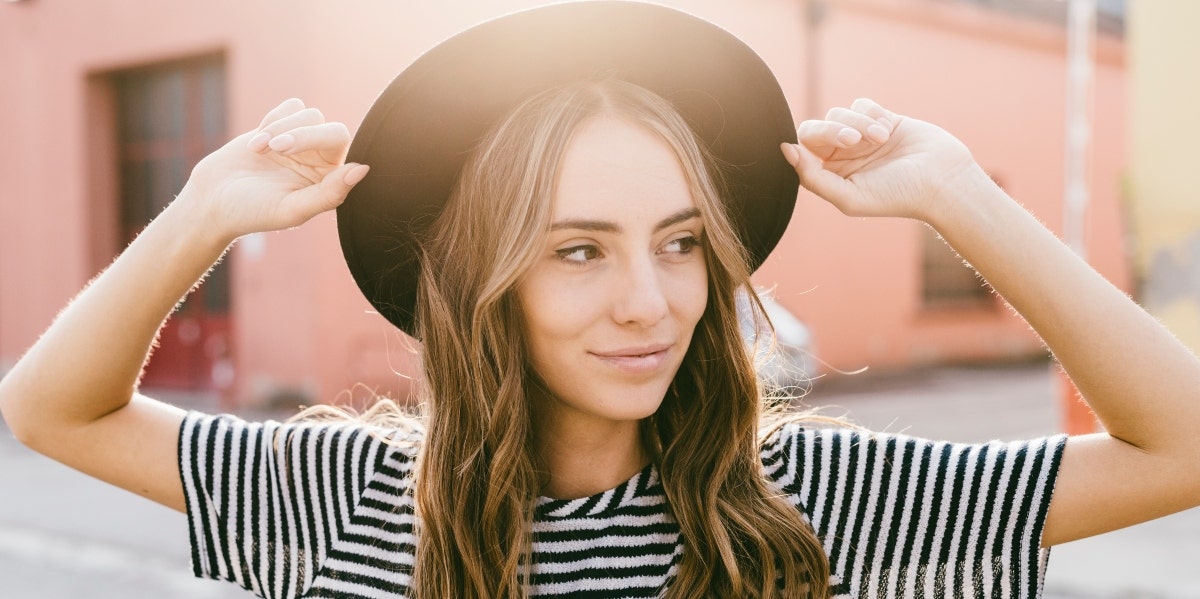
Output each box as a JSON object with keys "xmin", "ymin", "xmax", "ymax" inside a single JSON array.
[
  {"xmin": 781, "ymin": 98, "xmax": 981, "ymax": 222},
  {"xmin": 0, "ymin": 98, "xmax": 373, "ymax": 513},
  {"xmin": 181, "ymin": 98, "xmax": 369, "ymax": 244}
]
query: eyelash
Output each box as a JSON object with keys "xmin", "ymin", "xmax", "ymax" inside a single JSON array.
[
  {"xmin": 661, "ymin": 235, "xmax": 701, "ymax": 256},
  {"xmin": 555, "ymin": 244, "xmax": 601, "ymax": 264},
  {"xmin": 553, "ymin": 234, "xmax": 703, "ymax": 265}
]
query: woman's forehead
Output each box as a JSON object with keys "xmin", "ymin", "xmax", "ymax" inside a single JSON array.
[{"xmin": 551, "ymin": 116, "xmax": 698, "ymax": 224}]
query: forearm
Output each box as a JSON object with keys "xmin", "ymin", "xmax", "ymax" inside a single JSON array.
[
  {"xmin": 929, "ymin": 167, "xmax": 1200, "ymax": 452},
  {"xmin": 0, "ymin": 189, "xmax": 231, "ymax": 441}
]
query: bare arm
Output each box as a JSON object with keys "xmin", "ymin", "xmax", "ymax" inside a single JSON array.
[
  {"xmin": 782, "ymin": 99, "xmax": 1200, "ymax": 546},
  {"xmin": 0, "ymin": 99, "xmax": 368, "ymax": 511}
]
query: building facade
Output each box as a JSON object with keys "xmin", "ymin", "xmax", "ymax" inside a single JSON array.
[{"xmin": 0, "ymin": 0, "xmax": 1129, "ymax": 408}]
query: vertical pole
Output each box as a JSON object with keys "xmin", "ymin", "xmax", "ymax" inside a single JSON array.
[
  {"xmin": 805, "ymin": 0, "xmax": 826, "ymax": 119},
  {"xmin": 1059, "ymin": 0, "xmax": 1099, "ymax": 435}
]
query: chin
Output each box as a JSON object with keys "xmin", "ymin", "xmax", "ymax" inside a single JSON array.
[{"xmin": 603, "ymin": 384, "xmax": 672, "ymax": 421}]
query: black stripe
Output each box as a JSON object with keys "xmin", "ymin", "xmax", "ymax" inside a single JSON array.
[
  {"xmin": 816, "ymin": 430, "xmax": 841, "ymax": 548},
  {"xmin": 877, "ymin": 436, "xmax": 915, "ymax": 595},
  {"xmin": 802, "ymin": 429, "xmax": 823, "ymax": 533},
  {"xmin": 199, "ymin": 417, "xmax": 221, "ymax": 580},
  {"xmin": 972, "ymin": 442, "xmax": 1003, "ymax": 596},
  {"xmin": 830, "ymin": 432, "xmax": 859, "ymax": 571},
  {"xmin": 856, "ymin": 435, "xmax": 897, "ymax": 596},
  {"xmin": 214, "ymin": 419, "xmax": 234, "ymax": 581},
  {"xmin": 918, "ymin": 443, "xmax": 952, "ymax": 568},
  {"xmin": 947, "ymin": 445, "xmax": 971, "ymax": 599},
  {"xmin": 1012, "ymin": 442, "xmax": 1045, "ymax": 597},
  {"xmin": 245, "ymin": 422, "xmax": 264, "ymax": 594},
  {"xmin": 180, "ymin": 415, "xmax": 204, "ymax": 578},
  {"xmin": 1027, "ymin": 437, "xmax": 1065, "ymax": 596},
  {"xmin": 841, "ymin": 432, "xmax": 877, "ymax": 588}
]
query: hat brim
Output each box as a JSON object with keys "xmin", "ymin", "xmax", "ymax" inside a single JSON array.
[{"xmin": 338, "ymin": 1, "xmax": 798, "ymax": 336}]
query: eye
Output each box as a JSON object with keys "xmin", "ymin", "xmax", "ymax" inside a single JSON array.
[
  {"xmin": 555, "ymin": 244, "xmax": 601, "ymax": 265},
  {"xmin": 660, "ymin": 234, "xmax": 702, "ymax": 256}
]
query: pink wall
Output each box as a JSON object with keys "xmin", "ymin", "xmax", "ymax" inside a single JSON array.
[
  {"xmin": 0, "ymin": 0, "xmax": 1128, "ymax": 406},
  {"xmin": 755, "ymin": 0, "xmax": 1129, "ymax": 373}
]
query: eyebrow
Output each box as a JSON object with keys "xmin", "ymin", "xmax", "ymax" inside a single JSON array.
[{"xmin": 549, "ymin": 207, "xmax": 701, "ymax": 234}]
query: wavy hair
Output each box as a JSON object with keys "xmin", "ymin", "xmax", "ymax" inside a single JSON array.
[{"xmin": 322, "ymin": 79, "xmax": 831, "ymax": 597}]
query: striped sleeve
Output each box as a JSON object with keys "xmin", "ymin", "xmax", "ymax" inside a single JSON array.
[
  {"xmin": 177, "ymin": 412, "xmax": 390, "ymax": 599},
  {"xmin": 761, "ymin": 425, "xmax": 1067, "ymax": 598}
]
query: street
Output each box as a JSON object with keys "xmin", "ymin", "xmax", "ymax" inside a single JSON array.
[{"xmin": 1, "ymin": 362, "xmax": 1198, "ymax": 598}]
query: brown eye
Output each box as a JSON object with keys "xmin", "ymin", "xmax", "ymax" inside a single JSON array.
[
  {"xmin": 662, "ymin": 235, "xmax": 700, "ymax": 256},
  {"xmin": 556, "ymin": 245, "xmax": 601, "ymax": 264}
]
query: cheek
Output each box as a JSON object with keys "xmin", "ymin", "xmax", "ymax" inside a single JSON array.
[
  {"xmin": 671, "ymin": 260, "xmax": 709, "ymax": 328},
  {"xmin": 517, "ymin": 272, "xmax": 596, "ymax": 346}
]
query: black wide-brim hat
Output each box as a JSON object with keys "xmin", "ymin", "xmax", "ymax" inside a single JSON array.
[{"xmin": 338, "ymin": 1, "xmax": 798, "ymax": 336}]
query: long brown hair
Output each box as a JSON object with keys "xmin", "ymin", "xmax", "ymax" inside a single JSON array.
[{"xmin": 390, "ymin": 78, "xmax": 830, "ymax": 598}]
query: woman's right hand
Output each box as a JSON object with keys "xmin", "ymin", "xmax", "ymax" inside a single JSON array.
[
  {"xmin": 0, "ymin": 98, "xmax": 369, "ymax": 512},
  {"xmin": 181, "ymin": 98, "xmax": 369, "ymax": 244}
]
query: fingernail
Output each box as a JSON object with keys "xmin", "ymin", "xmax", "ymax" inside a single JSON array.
[
  {"xmin": 836, "ymin": 128, "xmax": 862, "ymax": 146},
  {"xmin": 343, "ymin": 164, "xmax": 370, "ymax": 187},
  {"xmin": 247, "ymin": 131, "xmax": 271, "ymax": 151},
  {"xmin": 268, "ymin": 134, "xmax": 295, "ymax": 152},
  {"xmin": 780, "ymin": 143, "xmax": 800, "ymax": 167},
  {"xmin": 867, "ymin": 123, "xmax": 890, "ymax": 143}
]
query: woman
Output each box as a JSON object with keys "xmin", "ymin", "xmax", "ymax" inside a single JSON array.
[{"xmin": 1, "ymin": 3, "xmax": 1198, "ymax": 598}]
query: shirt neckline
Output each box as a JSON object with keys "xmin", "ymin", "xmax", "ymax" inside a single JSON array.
[{"xmin": 535, "ymin": 463, "xmax": 658, "ymax": 520}]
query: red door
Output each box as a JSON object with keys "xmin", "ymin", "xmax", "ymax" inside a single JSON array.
[{"xmin": 115, "ymin": 56, "xmax": 232, "ymax": 392}]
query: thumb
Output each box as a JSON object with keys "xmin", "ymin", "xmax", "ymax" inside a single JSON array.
[
  {"xmin": 781, "ymin": 143, "xmax": 861, "ymax": 213},
  {"xmin": 280, "ymin": 163, "xmax": 370, "ymax": 226}
]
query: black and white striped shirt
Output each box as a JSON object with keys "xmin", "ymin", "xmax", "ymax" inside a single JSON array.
[{"xmin": 179, "ymin": 412, "xmax": 1065, "ymax": 598}]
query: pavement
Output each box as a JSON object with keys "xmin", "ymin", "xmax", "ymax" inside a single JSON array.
[{"xmin": 0, "ymin": 361, "xmax": 1197, "ymax": 598}]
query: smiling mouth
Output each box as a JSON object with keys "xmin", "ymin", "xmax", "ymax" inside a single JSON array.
[
  {"xmin": 590, "ymin": 345, "xmax": 673, "ymax": 374},
  {"xmin": 592, "ymin": 344, "xmax": 672, "ymax": 358}
]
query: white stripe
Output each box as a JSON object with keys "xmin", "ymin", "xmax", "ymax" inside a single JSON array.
[
  {"xmin": 936, "ymin": 443, "xmax": 968, "ymax": 594},
  {"xmin": 981, "ymin": 440, "xmax": 1016, "ymax": 596},
  {"xmin": 834, "ymin": 433, "xmax": 869, "ymax": 578},
  {"xmin": 240, "ymin": 422, "xmax": 264, "ymax": 597},
  {"xmin": 222, "ymin": 418, "xmax": 245, "ymax": 588},
  {"xmin": 865, "ymin": 435, "xmax": 904, "ymax": 598}
]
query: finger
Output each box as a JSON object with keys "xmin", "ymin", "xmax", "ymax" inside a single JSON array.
[
  {"xmin": 825, "ymin": 107, "xmax": 891, "ymax": 144},
  {"xmin": 781, "ymin": 143, "xmax": 864, "ymax": 214},
  {"xmin": 266, "ymin": 122, "xmax": 351, "ymax": 157},
  {"xmin": 248, "ymin": 107, "xmax": 326, "ymax": 153},
  {"xmin": 796, "ymin": 119, "xmax": 862, "ymax": 158},
  {"xmin": 256, "ymin": 98, "xmax": 306, "ymax": 130},
  {"xmin": 278, "ymin": 163, "xmax": 369, "ymax": 226},
  {"xmin": 849, "ymin": 98, "xmax": 899, "ymax": 128}
]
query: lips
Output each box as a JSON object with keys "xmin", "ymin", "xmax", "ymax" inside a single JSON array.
[{"xmin": 589, "ymin": 344, "xmax": 673, "ymax": 374}]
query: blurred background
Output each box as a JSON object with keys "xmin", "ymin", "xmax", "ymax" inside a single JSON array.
[{"xmin": 1, "ymin": 0, "xmax": 1198, "ymax": 597}]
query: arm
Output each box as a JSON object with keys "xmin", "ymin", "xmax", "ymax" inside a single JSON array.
[
  {"xmin": 0, "ymin": 99, "xmax": 368, "ymax": 512},
  {"xmin": 781, "ymin": 99, "xmax": 1200, "ymax": 546}
]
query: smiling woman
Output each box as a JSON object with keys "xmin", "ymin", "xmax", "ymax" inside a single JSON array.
[
  {"xmin": 1, "ymin": 2, "xmax": 1198, "ymax": 599},
  {"xmin": 520, "ymin": 114, "xmax": 709, "ymax": 446},
  {"xmin": 402, "ymin": 78, "xmax": 826, "ymax": 597}
]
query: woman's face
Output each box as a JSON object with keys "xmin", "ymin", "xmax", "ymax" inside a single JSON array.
[{"xmin": 517, "ymin": 115, "xmax": 708, "ymax": 430}]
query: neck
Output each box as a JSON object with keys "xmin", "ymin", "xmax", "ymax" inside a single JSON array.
[{"xmin": 533, "ymin": 403, "xmax": 651, "ymax": 500}]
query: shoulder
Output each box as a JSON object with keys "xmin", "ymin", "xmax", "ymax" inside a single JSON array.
[
  {"xmin": 179, "ymin": 410, "xmax": 424, "ymax": 471},
  {"xmin": 761, "ymin": 421, "xmax": 1067, "ymax": 493}
]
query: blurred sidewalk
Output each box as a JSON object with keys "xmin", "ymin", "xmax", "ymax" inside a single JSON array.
[{"xmin": 809, "ymin": 361, "xmax": 1200, "ymax": 599}]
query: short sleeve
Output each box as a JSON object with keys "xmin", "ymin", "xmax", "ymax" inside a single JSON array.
[
  {"xmin": 761, "ymin": 425, "xmax": 1066, "ymax": 598},
  {"xmin": 177, "ymin": 411, "xmax": 393, "ymax": 599}
]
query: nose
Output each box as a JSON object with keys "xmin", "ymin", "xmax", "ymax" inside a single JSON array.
[{"xmin": 611, "ymin": 256, "xmax": 670, "ymax": 326}]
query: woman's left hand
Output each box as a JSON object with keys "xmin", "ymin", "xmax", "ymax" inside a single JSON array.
[
  {"xmin": 787, "ymin": 100, "xmax": 1200, "ymax": 548},
  {"xmin": 781, "ymin": 98, "xmax": 981, "ymax": 222}
]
